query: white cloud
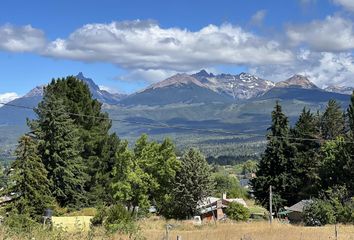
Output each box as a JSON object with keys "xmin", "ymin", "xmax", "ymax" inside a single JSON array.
[
  {"xmin": 118, "ymin": 69, "xmax": 178, "ymax": 83},
  {"xmin": 250, "ymin": 50, "xmax": 354, "ymax": 87},
  {"xmin": 0, "ymin": 92, "xmax": 20, "ymax": 106},
  {"xmin": 43, "ymin": 20, "xmax": 293, "ymax": 71},
  {"xmin": 333, "ymin": 0, "xmax": 354, "ymax": 12},
  {"xmin": 250, "ymin": 10, "xmax": 267, "ymax": 26},
  {"xmin": 0, "ymin": 24, "xmax": 46, "ymax": 52},
  {"xmin": 286, "ymin": 15, "xmax": 354, "ymax": 51}
]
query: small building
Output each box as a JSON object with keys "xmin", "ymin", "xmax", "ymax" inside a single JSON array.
[
  {"xmin": 198, "ymin": 193, "xmax": 247, "ymax": 221},
  {"xmin": 284, "ymin": 200, "xmax": 312, "ymax": 222}
]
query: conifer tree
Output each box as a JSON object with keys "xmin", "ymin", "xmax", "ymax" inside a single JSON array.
[
  {"xmin": 43, "ymin": 76, "xmax": 112, "ymax": 203},
  {"xmin": 291, "ymin": 108, "xmax": 321, "ymax": 199},
  {"xmin": 164, "ymin": 148, "xmax": 214, "ymax": 219},
  {"xmin": 347, "ymin": 91, "xmax": 354, "ymax": 138},
  {"xmin": 8, "ymin": 136, "xmax": 53, "ymax": 220},
  {"xmin": 29, "ymin": 95, "xmax": 88, "ymax": 207},
  {"xmin": 321, "ymin": 99, "xmax": 345, "ymax": 140},
  {"xmin": 251, "ymin": 101, "xmax": 297, "ymax": 208}
]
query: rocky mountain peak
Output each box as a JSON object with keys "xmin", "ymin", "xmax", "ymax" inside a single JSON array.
[
  {"xmin": 193, "ymin": 69, "xmax": 214, "ymax": 78},
  {"xmin": 24, "ymin": 85, "xmax": 45, "ymax": 98},
  {"xmin": 275, "ymin": 74, "xmax": 318, "ymax": 89},
  {"xmin": 148, "ymin": 73, "xmax": 207, "ymax": 90}
]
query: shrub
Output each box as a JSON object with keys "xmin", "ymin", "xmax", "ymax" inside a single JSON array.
[
  {"xmin": 303, "ymin": 199, "xmax": 336, "ymax": 226},
  {"xmin": 225, "ymin": 202, "xmax": 250, "ymax": 221},
  {"xmin": 91, "ymin": 204, "xmax": 140, "ymax": 237}
]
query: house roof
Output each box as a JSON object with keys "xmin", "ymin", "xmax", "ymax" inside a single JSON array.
[{"xmin": 285, "ymin": 200, "xmax": 313, "ymax": 213}]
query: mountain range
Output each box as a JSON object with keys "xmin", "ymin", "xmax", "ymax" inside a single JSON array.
[{"xmin": 0, "ymin": 70, "xmax": 353, "ymax": 162}]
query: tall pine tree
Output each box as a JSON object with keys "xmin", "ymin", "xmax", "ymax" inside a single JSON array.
[
  {"xmin": 7, "ymin": 136, "xmax": 53, "ymax": 220},
  {"xmin": 29, "ymin": 94, "xmax": 88, "ymax": 208},
  {"xmin": 251, "ymin": 101, "xmax": 297, "ymax": 209},
  {"xmin": 43, "ymin": 76, "xmax": 113, "ymax": 204},
  {"xmin": 291, "ymin": 108, "xmax": 321, "ymax": 200},
  {"xmin": 321, "ymin": 99, "xmax": 345, "ymax": 140}
]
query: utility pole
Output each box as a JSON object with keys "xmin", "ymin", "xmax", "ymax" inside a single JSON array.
[{"xmin": 269, "ymin": 185, "xmax": 273, "ymax": 224}]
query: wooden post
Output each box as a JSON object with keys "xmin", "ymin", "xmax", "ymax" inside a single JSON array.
[
  {"xmin": 269, "ymin": 185, "xmax": 273, "ymax": 224},
  {"xmin": 165, "ymin": 224, "xmax": 169, "ymax": 240},
  {"xmin": 335, "ymin": 224, "xmax": 338, "ymax": 240}
]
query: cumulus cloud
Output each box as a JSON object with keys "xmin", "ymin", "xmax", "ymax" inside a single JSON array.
[
  {"xmin": 250, "ymin": 50, "xmax": 354, "ymax": 87},
  {"xmin": 250, "ymin": 10, "xmax": 267, "ymax": 26},
  {"xmin": 0, "ymin": 92, "xmax": 20, "ymax": 106},
  {"xmin": 286, "ymin": 15, "xmax": 354, "ymax": 52},
  {"xmin": 43, "ymin": 20, "xmax": 293, "ymax": 71},
  {"xmin": 0, "ymin": 24, "xmax": 46, "ymax": 52},
  {"xmin": 333, "ymin": 0, "xmax": 354, "ymax": 12}
]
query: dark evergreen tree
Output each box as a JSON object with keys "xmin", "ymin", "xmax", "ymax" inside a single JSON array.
[
  {"xmin": 7, "ymin": 136, "xmax": 53, "ymax": 220},
  {"xmin": 29, "ymin": 95, "xmax": 88, "ymax": 207},
  {"xmin": 321, "ymin": 99, "xmax": 345, "ymax": 140},
  {"xmin": 163, "ymin": 148, "xmax": 214, "ymax": 219},
  {"xmin": 43, "ymin": 76, "xmax": 112, "ymax": 204},
  {"xmin": 291, "ymin": 108, "xmax": 321, "ymax": 200},
  {"xmin": 251, "ymin": 101, "xmax": 297, "ymax": 209}
]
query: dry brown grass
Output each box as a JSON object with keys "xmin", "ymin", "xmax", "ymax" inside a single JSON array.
[{"xmin": 132, "ymin": 220, "xmax": 354, "ymax": 240}]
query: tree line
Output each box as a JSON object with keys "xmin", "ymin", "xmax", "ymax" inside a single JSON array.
[
  {"xmin": 252, "ymin": 97, "xmax": 354, "ymax": 224},
  {"xmin": 1, "ymin": 76, "xmax": 246, "ymax": 227}
]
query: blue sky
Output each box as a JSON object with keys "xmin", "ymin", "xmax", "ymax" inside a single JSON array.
[{"xmin": 1, "ymin": 0, "xmax": 354, "ymax": 101}]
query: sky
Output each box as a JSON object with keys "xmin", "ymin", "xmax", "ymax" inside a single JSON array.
[{"xmin": 1, "ymin": 0, "xmax": 354, "ymax": 102}]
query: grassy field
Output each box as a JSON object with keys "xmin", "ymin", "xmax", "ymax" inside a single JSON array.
[
  {"xmin": 138, "ymin": 220, "xmax": 354, "ymax": 240},
  {"xmin": 1, "ymin": 218, "xmax": 353, "ymax": 240}
]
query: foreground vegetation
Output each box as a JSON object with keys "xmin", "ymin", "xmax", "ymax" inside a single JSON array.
[
  {"xmin": 1, "ymin": 220, "xmax": 353, "ymax": 240},
  {"xmin": 0, "ymin": 75, "xmax": 353, "ymax": 239}
]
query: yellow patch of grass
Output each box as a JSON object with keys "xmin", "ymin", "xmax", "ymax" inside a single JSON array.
[{"xmin": 52, "ymin": 216, "xmax": 93, "ymax": 232}]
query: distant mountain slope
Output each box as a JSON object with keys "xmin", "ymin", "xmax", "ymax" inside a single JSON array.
[
  {"xmin": 120, "ymin": 74, "xmax": 233, "ymax": 106},
  {"xmin": 0, "ymin": 73, "xmax": 125, "ymax": 125},
  {"xmin": 256, "ymin": 87, "xmax": 350, "ymax": 103},
  {"xmin": 275, "ymin": 74, "xmax": 318, "ymax": 89},
  {"xmin": 325, "ymin": 85, "xmax": 354, "ymax": 95}
]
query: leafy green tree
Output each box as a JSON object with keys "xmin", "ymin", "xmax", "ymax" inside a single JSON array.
[
  {"xmin": 213, "ymin": 174, "xmax": 247, "ymax": 198},
  {"xmin": 321, "ymin": 99, "xmax": 345, "ymax": 140},
  {"xmin": 225, "ymin": 202, "xmax": 250, "ymax": 221},
  {"xmin": 251, "ymin": 101, "xmax": 297, "ymax": 208},
  {"xmin": 112, "ymin": 139, "xmax": 151, "ymax": 214},
  {"xmin": 241, "ymin": 160, "xmax": 258, "ymax": 175},
  {"xmin": 112, "ymin": 135, "xmax": 180, "ymax": 215},
  {"xmin": 7, "ymin": 136, "xmax": 53, "ymax": 220},
  {"xmin": 163, "ymin": 148, "xmax": 214, "ymax": 219},
  {"xmin": 303, "ymin": 199, "xmax": 336, "ymax": 226},
  {"xmin": 29, "ymin": 95, "xmax": 88, "ymax": 207}
]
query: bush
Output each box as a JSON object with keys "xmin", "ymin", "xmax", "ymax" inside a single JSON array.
[
  {"xmin": 91, "ymin": 204, "xmax": 140, "ymax": 237},
  {"xmin": 225, "ymin": 202, "xmax": 250, "ymax": 221},
  {"xmin": 303, "ymin": 199, "xmax": 336, "ymax": 226}
]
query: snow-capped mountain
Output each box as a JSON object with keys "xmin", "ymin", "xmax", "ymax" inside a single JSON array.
[
  {"xmin": 121, "ymin": 73, "xmax": 232, "ymax": 106},
  {"xmin": 192, "ymin": 70, "xmax": 275, "ymax": 100}
]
